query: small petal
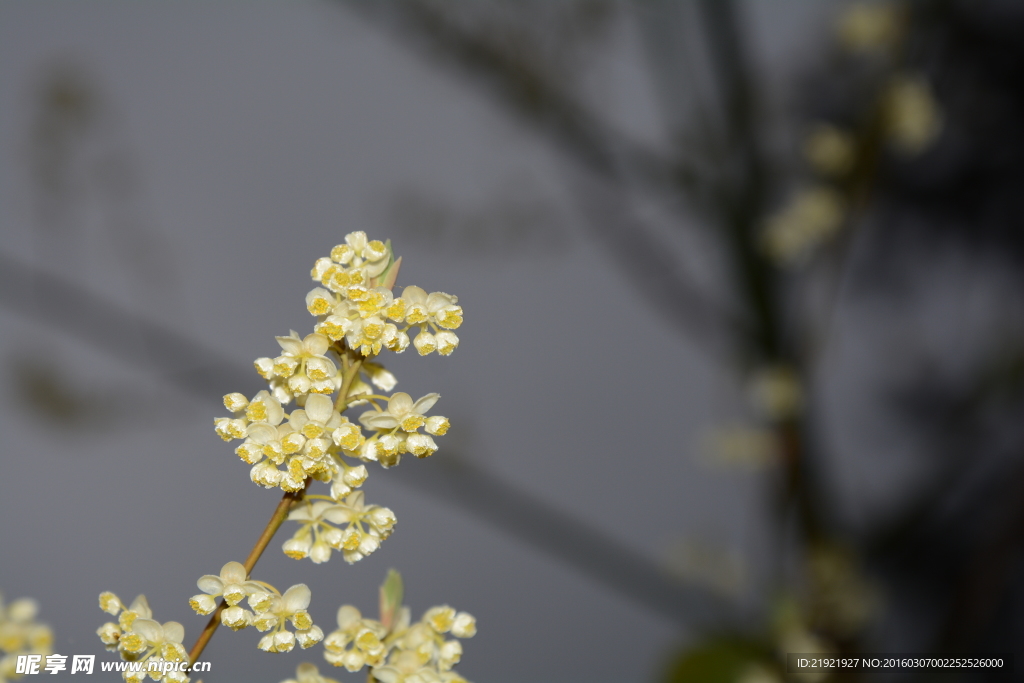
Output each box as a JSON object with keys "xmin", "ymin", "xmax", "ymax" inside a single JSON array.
[{"xmin": 282, "ymin": 584, "xmax": 312, "ymax": 612}]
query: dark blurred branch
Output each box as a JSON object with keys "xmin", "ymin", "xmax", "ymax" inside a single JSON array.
[
  {"xmin": 694, "ymin": 1, "xmax": 834, "ymax": 545},
  {"xmin": 341, "ymin": 1, "xmax": 699, "ymax": 196},
  {"xmin": 0, "ymin": 249, "xmax": 720, "ymax": 630},
  {"xmin": 567, "ymin": 172, "xmax": 736, "ymax": 354},
  {"xmin": 339, "ymin": 0, "xmax": 735, "ymax": 356},
  {"xmin": 342, "ymin": 0, "xmax": 837, "ymax": 561},
  {"xmin": 0, "ymin": 250, "xmax": 246, "ymax": 398},
  {"xmin": 695, "ymin": 0, "xmax": 776, "ymax": 359},
  {"xmin": 936, "ymin": 453, "xmax": 1024, "ymax": 651}
]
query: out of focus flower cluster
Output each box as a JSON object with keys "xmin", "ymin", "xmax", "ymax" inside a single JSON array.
[
  {"xmin": 316, "ymin": 571, "xmax": 476, "ymax": 683},
  {"xmin": 188, "ymin": 562, "xmax": 323, "ymax": 654},
  {"xmin": 271, "ymin": 572, "xmax": 478, "ymax": 683},
  {"xmin": 323, "ymin": 603, "xmax": 476, "ymax": 683},
  {"xmin": 762, "ymin": 2, "xmax": 942, "ymax": 267},
  {"xmin": 0, "ymin": 593, "xmax": 53, "ymax": 683},
  {"xmin": 96, "ymin": 593, "xmax": 188, "ymax": 683}
]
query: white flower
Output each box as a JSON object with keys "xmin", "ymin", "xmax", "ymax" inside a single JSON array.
[
  {"xmin": 361, "ymin": 393, "xmax": 440, "ymax": 433},
  {"xmin": 313, "ymin": 291, "xmax": 399, "ymax": 357},
  {"xmin": 281, "ymin": 662, "xmax": 341, "ymax": 683},
  {"xmin": 413, "ymin": 329, "xmax": 436, "ymax": 356},
  {"xmin": 284, "ymin": 501, "xmax": 347, "ymax": 563},
  {"xmin": 362, "ymin": 362, "xmax": 397, "ymax": 391},
  {"xmin": 252, "ymin": 585, "xmax": 322, "ymax": 653},
  {"xmin": 423, "ymin": 606, "xmax": 456, "ymax": 634},
  {"xmin": 434, "ymin": 331, "xmax": 459, "ymax": 356},
  {"xmin": 450, "ymin": 613, "xmax": 476, "ymax": 639},
  {"xmin": 290, "ymin": 394, "xmax": 343, "ymax": 440},
  {"xmin": 108, "ymin": 594, "xmax": 152, "ymax": 632},
  {"xmin": 0, "ymin": 592, "xmax": 53, "ymax": 670},
  {"xmin": 309, "ymin": 233, "xmax": 393, "ymax": 309},
  {"xmin": 126, "ymin": 618, "xmax": 187, "ymax": 662},
  {"xmin": 323, "ymin": 605, "xmax": 388, "ymax": 671},
  {"xmin": 189, "ymin": 561, "xmax": 261, "ymax": 614},
  {"xmin": 244, "ymin": 390, "xmax": 286, "ymax": 425},
  {"xmin": 323, "ymin": 574, "xmax": 475, "ymax": 682},
  {"xmin": 425, "ymin": 292, "xmax": 463, "ymax": 330},
  {"xmin": 221, "ymin": 605, "xmax": 253, "ymax": 631},
  {"xmin": 374, "ymin": 607, "xmax": 477, "ymax": 679},
  {"xmin": 235, "ymin": 421, "xmax": 298, "ymax": 466},
  {"xmin": 284, "ymin": 490, "xmax": 394, "ymax": 564},
  {"xmin": 98, "ymin": 592, "xmax": 188, "ymax": 681},
  {"xmin": 214, "ymin": 389, "xmax": 283, "ymax": 441},
  {"xmin": 255, "ymin": 332, "xmax": 340, "ymax": 401},
  {"xmin": 398, "ymin": 287, "xmax": 463, "ymax": 330},
  {"xmin": 372, "ymin": 651, "xmax": 453, "ymax": 683},
  {"xmin": 424, "ymin": 416, "xmax": 449, "ymax": 436},
  {"xmin": 331, "ymin": 420, "xmax": 366, "ymax": 454},
  {"xmin": 327, "ymin": 492, "xmax": 396, "ymax": 564},
  {"xmin": 358, "ymin": 393, "xmax": 444, "ymax": 462}
]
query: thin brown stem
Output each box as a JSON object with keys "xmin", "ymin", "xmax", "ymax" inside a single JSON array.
[{"xmin": 187, "ymin": 480, "xmax": 311, "ymax": 665}]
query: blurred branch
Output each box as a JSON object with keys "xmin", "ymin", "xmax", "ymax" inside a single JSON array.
[
  {"xmin": 694, "ymin": 0, "xmax": 776, "ymax": 359},
  {"xmin": 0, "ymin": 248, "xmax": 720, "ymax": 630},
  {"xmin": 339, "ymin": 0, "xmax": 735, "ymax": 356},
  {"xmin": 340, "ymin": 0, "xmax": 840, "ymax": 577},
  {"xmin": 0, "ymin": 250, "xmax": 245, "ymax": 398},
  {"xmin": 567, "ymin": 172, "xmax": 736, "ymax": 355},
  {"xmin": 936, "ymin": 452, "xmax": 1024, "ymax": 652},
  {"xmin": 340, "ymin": 0, "xmax": 699, "ymax": 196}
]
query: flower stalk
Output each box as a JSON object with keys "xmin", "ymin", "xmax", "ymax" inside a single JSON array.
[{"xmin": 188, "ymin": 479, "xmax": 311, "ymax": 665}]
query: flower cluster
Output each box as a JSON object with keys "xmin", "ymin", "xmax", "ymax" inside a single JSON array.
[
  {"xmin": 318, "ymin": 580, "xmax": 476, "ymax": 683},
  {"xmin": 0, "ymin": 593, "xmax": 53, "ymax": 682},
  {"xmin": 96, "ymin": 593, "xmax": 188, "ymax": 683},
  {"xmin": 359, "ymin": 392, "xmax": 449, "ymax": 468},
  {"xmin": 213, "ymin": 233, "xmax": 458, "ymax": 561},
  {"xmin": 760, "ymin": 187, "xmax": 845, "ymax": 266},
  {"xmin": 216, "ymin": 386, "xmax": 449, "ymax": 493},
  {"xmin": 883, "ymin": 73, "xmax": 942, "ymax": 155},
  {"xmin": 762, "ymin": 2, "xmax": 942, "ymax": 269},
  {"xmin": 187, "ymin": 562, "xmax": 323, "ymax": 653},
  {"xmin": 306, "ymin": 234, "xmax": 462, "ymax": 358},
  {"xmin": 103, "ymin": 235, "xmax": 476, "ymax": 676},
  {"xmin": 284, "ymin": 491, "xmax": 396, "ymax": 564},
  {"xmin": 837, "ymin": 1, "xmax": 902, "ymax": 53}
]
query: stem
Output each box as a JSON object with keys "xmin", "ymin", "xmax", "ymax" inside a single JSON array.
[
  {"xmin": 187, "ymin": 480, "xmax": 311, "ymax": 665},
  {"xmin": 336, "ymin": 356, "xmax": 364, "ymax": 412}
]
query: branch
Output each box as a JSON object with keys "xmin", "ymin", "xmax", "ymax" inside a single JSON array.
[{"xmin": 340, "ymin": 0, "xmax": 699, "ymax": 196}]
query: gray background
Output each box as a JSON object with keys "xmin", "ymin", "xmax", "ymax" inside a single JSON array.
[{"xmin": 3, "ymin": 2, "xmax": 999, "ymax": 682}]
